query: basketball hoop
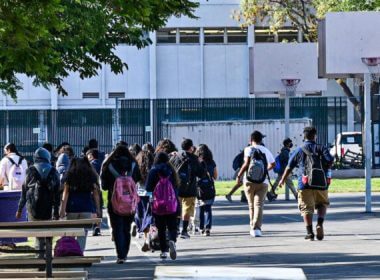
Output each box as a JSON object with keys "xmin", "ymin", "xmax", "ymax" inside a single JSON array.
[
  {"xmin": 361, "ymin": 57, "xmax": 380, "ymax": 82},
  {"xmin": 281, "ymin": 78, "xmax": 300, "ymax": 97}
]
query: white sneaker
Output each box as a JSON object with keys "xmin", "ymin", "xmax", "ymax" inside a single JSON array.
[
  {"xmin": 160, "ymin": 252, "xmax": 167, "ymax": 259},
  {"xmin": 249, "ymin": 230, "xmax": 255, "ymax": 237},
  {"xmin": 254, "ymin": 229, "xmax": 262, "ymax": 237}
]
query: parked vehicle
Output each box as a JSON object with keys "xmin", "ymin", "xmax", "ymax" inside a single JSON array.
[{"xmin": 330, "ymin": 132, "xmax": 363, "ymax": 169}]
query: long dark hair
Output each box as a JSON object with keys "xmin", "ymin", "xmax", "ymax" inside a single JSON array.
[
  {"xmin": 101, "ymin": 144, "xmax": 135, "ymax": 174},
  {"xmin": 64, "ymin": 157, "xmax": 98, "ymax": 192},
  {"xmin": 153, "ymin": 152, "xmax": 180, "ymax": 187},
  {"xmin": 135, "ymin": 150, "xmax": 154, "ymax": 184},
  {"xmin": 4, "ymin": 143, "xmax": 23, "ymax": 158},
  {"xmin": 195, "ymin": 144, "xmax": 214, "ymax": 164},
  {"xmin": 155, "ymin": 138, "xmax": 177, "ymax": 154},
  {"xmin": 129, "ymin": 143, "xmax": 142, "ymax": 157}
]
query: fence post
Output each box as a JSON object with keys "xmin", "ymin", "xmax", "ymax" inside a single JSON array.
[
  {"xmin": 112, "ymin": 97, "xmax": 121, "ymax": 146},
  {"xmin": 38, "ymin": 110, "xmax": 47, "ymax": 146}
]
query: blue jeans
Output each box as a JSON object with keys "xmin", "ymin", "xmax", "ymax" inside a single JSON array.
[
  {"xmin": 108, "ymin": 207, "xmax": 134, "ymax": 259},
  {"xmin": 199, "ymin": 204, "xmax": 212, "ymax": 230}
]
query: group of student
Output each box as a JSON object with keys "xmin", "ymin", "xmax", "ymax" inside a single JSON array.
[
  {"xmin": 0, "ymin": 125, "xmax": 334, "ymax": 264},
  {"xmin": 0, "ymin": 137, "xmax": 218, "ymax": 263}
]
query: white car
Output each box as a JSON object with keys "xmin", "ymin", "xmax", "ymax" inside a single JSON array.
[{"xmin": 330, "ymin": 132, "xmax": 363, "ymax": 159}]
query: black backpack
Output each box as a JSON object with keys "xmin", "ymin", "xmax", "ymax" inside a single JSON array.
[
  {"xmin": 301, "ymin": 147, "xmax": 327, "ymax": 189},
  {"xmin": 170, "ymin": 152, "xmax": 192, "ymax": 196},
  {"xmin": 232, "ymin": 151, "xmax": 244, "ymax": 171},
  {"xmin": 27, "ymin": 167, "xmax": 57, "ymax": 220},
  {"xmin": 197, "ymin": 171, "xmax": 215, "ymax": 201},
  {"xmin": 246, "ymin": 148, "xmax": 268, "ymax": 184}
]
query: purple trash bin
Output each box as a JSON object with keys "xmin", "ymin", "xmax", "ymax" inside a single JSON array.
[{"xmin": 0, "ymin": 190, "xmax": 27, "ymax": 244}]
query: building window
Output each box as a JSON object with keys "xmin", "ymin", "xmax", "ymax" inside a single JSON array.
[
  {"xmin": 179, "ymin": 28, "xmax": 200, "ymax": 44},
  {"xmin": 254, "ymin": 27, "xmax": 275, "ymax": 43},
  {"xmin": 108, "ymin": 92, "xmax": 125, "ymax": 99},
  {"xmin": 204, "ymin": 28, "xmax": 225, "ymax": 44},
  {"xmin": 82, "ymin": 92, "xmax": 99, "ymax": 99},
  {"xmin": 227, "ymin": 27, "xmax": 247, "ymax": 43},
  {"xmin": 157, "ymin": 28, "xmax": 177, "ymax": 44},
  {"xmin": 277, "ymin": 27, "xmax": 299, "ymax": 43}
]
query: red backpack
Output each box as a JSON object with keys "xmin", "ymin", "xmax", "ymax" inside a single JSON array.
[
  {"xmin": 54, "ymin": 237, "xmax": 83, "ymax": 257},
  {"xmin": 110, "ymin": 163, "xmax": 140, "ymax": 216}
]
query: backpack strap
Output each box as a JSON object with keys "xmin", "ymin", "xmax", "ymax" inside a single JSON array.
[
  {"xmin": 17, "ymin": 157, "xmax": 23, "ymax": 165},
  {"xmin": 127, "ymin": 162, "xmax": 136, "ymax": 177},
  {"xmin": 301, "ymin": 147, "xmax": 313, "ymax": 156},
  {"xmin": 108, "ymin": 163, "xmax": 120, "ymax": 178},
  {"xmin": 7, "ymin": 157, "xmax": 16, "ymax": 166}
]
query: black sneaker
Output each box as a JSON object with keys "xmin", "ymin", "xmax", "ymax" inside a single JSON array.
[
  {"xmin": 305, "ymin": 233, "xmax": 315, "ymax": 241},
  {"xmin": 92, "ymin": 227, "xmax": 101, "ymax": 236},
  {"xmin": 131, "ymin": 223, "xmax": 137, "ymax": 237},
  {"xmin": 316, "ymin": 225, "xmax": 324, "ymax": 241},
  {"xmin": 205, "ymin": 230, "xmax": 211, "ymax": 237},
  {"xmin": 180, "ymin": 231, "xmax": 190, "ymax": 239}
]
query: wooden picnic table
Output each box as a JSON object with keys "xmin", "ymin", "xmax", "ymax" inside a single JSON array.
[{"xmin": 0, "ymin": 218, "xmax": 100, "ymax": 278}]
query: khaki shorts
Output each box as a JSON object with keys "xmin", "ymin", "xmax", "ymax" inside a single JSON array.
[
  {"xmin": 179, "ymin": 197, "xmax": 196, "ymax": 219},
  {"xmin": 298, "ymin": 189, "xmax": 330, "ymax": 216}
]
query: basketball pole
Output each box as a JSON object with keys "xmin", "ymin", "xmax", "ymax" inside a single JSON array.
[
  {"xmin": 284, "ymin": 94, "xmax": 290, "ymax": 200},
  {"xmin": 364, "ymin": 73, "xmax": 372, "ymax": 213}
]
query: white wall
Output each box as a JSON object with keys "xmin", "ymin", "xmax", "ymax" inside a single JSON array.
[{"xmin": 163, "ymin": 118, "xmax": 312, "ymax": 179}]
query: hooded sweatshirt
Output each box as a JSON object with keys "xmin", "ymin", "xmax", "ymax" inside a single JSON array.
[{"xmin": 145, "ymin": 163, "xmax": 177, "ymax": 193}]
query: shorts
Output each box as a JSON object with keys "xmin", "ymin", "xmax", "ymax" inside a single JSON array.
[
  {"xmin": 298, "ymin": 189, "xmax": 330, "ymax": 216},
  {"xmin": 179, "ymin": 197, "xmax": 196, "ymax": 219}
]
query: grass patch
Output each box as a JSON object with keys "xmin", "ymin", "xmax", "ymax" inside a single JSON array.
[
  {"xmin": 101, "ymin": 178, "xmax": 380, "ymax": 207},
  {"xmin": 215, "ymin": 178, "xmax": 380, "ymax": 196}
]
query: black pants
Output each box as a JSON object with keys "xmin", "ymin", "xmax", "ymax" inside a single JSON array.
[
  {"xmin": 154, "ymin": 213, "xmax": 177, "ymax": 253},
  {"xmin": 108, "ymin": 207, "xmax": 133, "ymax": 259}
]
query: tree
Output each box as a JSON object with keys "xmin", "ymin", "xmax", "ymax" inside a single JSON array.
[
  {"xmin": 236, "ymin": 0, "xmax": 380, "ymax": 120},
  {"xmin": 0, "ymin": 0, "xmax": 198, "ymax": 99}
]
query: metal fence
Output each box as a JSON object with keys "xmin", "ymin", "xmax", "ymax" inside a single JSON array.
[{"xmin": 0, "ymin": 97, "xmax": 350, "ymax": 164}]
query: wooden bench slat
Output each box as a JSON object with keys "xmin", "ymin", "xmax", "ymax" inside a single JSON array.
[
  {"xmin": 0, "ymin": 219, "xmax": 101, "ymax": 229},
  {"xmin": 0, "ymin": 256, "xmax": 102, "ymax": 268},
  {"xmin": 0, "ymin": 271, "xmax": 87, "ymax": 278}
]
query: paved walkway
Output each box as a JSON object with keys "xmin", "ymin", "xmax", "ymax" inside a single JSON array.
[{"xmin": 86, "ymin": 193, "xmax": 380, "ymax": 279}]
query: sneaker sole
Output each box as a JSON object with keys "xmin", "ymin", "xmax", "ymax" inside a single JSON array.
[
  {"xmin": 316, "ymin": 226, "xmax": 324, "ymax": 241},
  {"xmin": 169, "ymin": 241, "xmax": 177, "ymax": 260}
]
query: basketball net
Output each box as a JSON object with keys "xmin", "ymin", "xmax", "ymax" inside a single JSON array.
[
  {"xmin": 362, "ymin": 57, "xmax": 380, "ymax": 83},
  {"xmin": 281, "ymin": 79, "xmax": 300, "ymax": 97}
]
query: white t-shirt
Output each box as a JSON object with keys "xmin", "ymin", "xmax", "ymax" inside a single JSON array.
[
  {"xmin": 0, "ymin": 153, "xmax": 28, "ymax": 189},
  {"xmin": 243, "ymin": 145, "xmax": 275, "ymax": 185}
]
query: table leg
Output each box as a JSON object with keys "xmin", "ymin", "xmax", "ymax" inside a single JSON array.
[{"xmin": 45, "ymin": 237, "xmax": 53, "ymax": 278}]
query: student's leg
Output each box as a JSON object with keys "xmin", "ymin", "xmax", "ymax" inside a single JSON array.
[
  {"xmin": 298, "ymin": 189, "xmax": 316, "ymax": 240},
  {"xmin": 204, "ymin": 204, "xmax": 212, "ymax": 230},
  {"xmin": 286, "ymin": 176, "xmax": 298, "ymax": 200},
  {"xmin": 244, "ymin": 183, "xmax": 255, "ymax": 230},
  {"xmin": 122, "ymin": 215, "xmax": 133, "ymax": 258},
  {"xmin": 154, "ymin": 214, "xmax": 168, "ymax": 252},
  {"xmin": 315, "ymin": 190, "xmax": 329, "ymax": 240},
  {"xmin": 199, "ymin": 205, "xmax": 205, "ymax": 230},
  {"xmin": 253, "ymin": 183, "xmax": 268, "ymax": 230}
]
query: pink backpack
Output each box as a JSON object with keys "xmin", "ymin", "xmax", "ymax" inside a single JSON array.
[
  {"xmin": 152, "ymin": 177, "xmax": 178, "ymax": 215},
  {"xmin": 111, "ymin": 165, "xmax": 140, "ymax": 216},
  {"xmin": 54, "ymin": 237, "xmax": 83, "ymax": 257}
]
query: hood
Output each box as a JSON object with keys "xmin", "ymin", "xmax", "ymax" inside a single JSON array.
[
  {"xmin": 154, "ymin": 163, "xmax": 172, "ymax": 177},
  {"xmin": 34, "ymin": 148, "xmax": 51, "ymax": 163}
]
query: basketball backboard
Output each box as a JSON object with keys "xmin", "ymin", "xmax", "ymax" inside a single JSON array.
[
  {"xmin": 253, "ymin": 43, "xmax": 327, "ymax": 94},
  {"xmin": 318, "ymin": 12, "xmax": 380, "ymax": 78}
]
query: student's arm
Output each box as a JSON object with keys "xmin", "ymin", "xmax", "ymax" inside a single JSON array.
[
  {"xmin": 0, "ymin": 159, "xmax": 6, "ymax": 187},
  {"xmin": 213, "ymin": 167, "xmax": 218, "ymax": 180},
  {"xmin": 59, "ymin": 183, "xmax": 69, "ymax": 219},
  {"xmin": 236, "ymin": 154, "xmax": 250, "ymax": 185},
  {"xmin": 93, "ymin": 184, "xmax": 101, "ymax": 217},
  {"xmin": 145, "ymin": 169, "xmax": 156, "ymax": 193},
  {"xmin": 279, "ymin": 148, "xmax": 300, "ymax": 187},
  {"xmin": 16, "ymin": 169, "xmax": 30, "ymax": 219},
  {"xmin": 52, "ymin": 171, "xmax": 61, "ymax": 220}
]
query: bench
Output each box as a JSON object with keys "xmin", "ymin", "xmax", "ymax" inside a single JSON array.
[
  {"xmin": 0, "ymin": 219, "xmax": 102, "ymax": 278},
  {"xmin": 0, "ymin": 256, "xmax": 103, "ymax": 268},
  {"xmin": 0, "ymin": 271, "xmax": 88, "ymax": 278}
]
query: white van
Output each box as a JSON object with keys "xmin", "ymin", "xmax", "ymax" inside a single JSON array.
[{"xmin": 330, "ymin": 132, "xmax": 362, "ymax": 159}]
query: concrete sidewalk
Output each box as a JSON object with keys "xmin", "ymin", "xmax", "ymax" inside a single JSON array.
[{"xmin": 86, "ymin": 193, "xmax": 380, "ymax": 279}]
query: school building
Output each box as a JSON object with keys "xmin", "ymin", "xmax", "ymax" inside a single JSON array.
[{"xmin": 0, "ymin": 0, "xmax": 378, "ymax": 177}]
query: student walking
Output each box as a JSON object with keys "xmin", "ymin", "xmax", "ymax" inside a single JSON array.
[
  {"xmin": 170, "ymin": 139, "xmax": 205, "ymax": 239},
  {"xmin": 135, "ymin": 149, "xmax": 154, "ymax": 252},
  {"xmin": 225, "ymin": 148, "xmax": 245, "ymax": 202},
  {"xmin": 60, "ymin": 158, "xmax": 101, "ymax": 251},
  {"xmin": 236, "ymin": 131, "xmax": 275, "ymax": 237},
  {"xmin": 145, "ymin": 152, "xmax": 179, "ymax": 260},
  {"xmin": 0, "ymin": 143, "xmax": 28, "ymax": 191},
  {"xmin": 279, "ymin": 127, "xmax": 333, "ymax": 241},
  {"xmin": 271, "ymin": 138, "xmax": 298, "ymax": 200},
  {"xmin": 195, "ymin": 144, "xmax": 217, "ymax": 236},
  {"xmin": 101, "ymin": 145, "xmax": 141, "ymax": 264},
  {"xmin": 16, "ymin": 148, "xmax": 60, "ymax": 257}
]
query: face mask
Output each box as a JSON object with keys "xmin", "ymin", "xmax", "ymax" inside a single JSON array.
[{"xmin": 289, "ymin": 143, "xmax": 293, "ymax": 148}]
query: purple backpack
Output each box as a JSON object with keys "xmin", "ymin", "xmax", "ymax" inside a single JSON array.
[
  {"xmin": 152, "ymin": 177, "xmax": 178, "ymax": 215},
  {"xmin": 54, "ymin": 237, "xmax": 83, "ymax": 257}
]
